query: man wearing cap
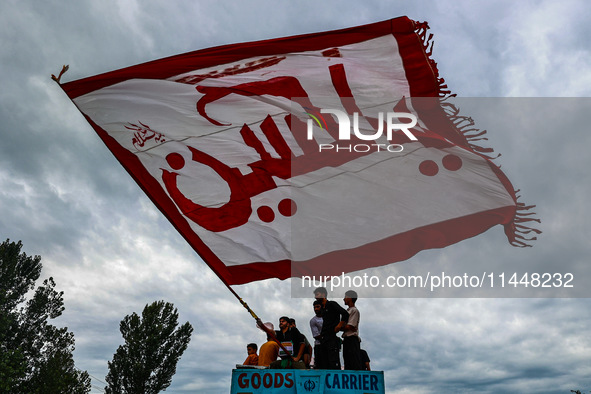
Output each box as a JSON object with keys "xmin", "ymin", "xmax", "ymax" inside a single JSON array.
[
  {"xmin": 257, "ymin": 322, "xmax": 279, "ymax": 367},
  {"xmin": 341, "ymin": 289, "xmax": 363, "ymax": 370}
]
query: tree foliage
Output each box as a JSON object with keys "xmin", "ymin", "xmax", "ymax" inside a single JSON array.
[
  {"xmin": 0, "ymin": 239, "xmax": 91, "ymax": 393},
  {"xmin": 105, "ymin": 300, "xmax": 194, "ymax": 394}
]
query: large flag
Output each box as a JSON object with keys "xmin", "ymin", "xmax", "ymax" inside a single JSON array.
[{"xmin": 60, "ymin": 17, "xmax": 538, "ymax": 285}]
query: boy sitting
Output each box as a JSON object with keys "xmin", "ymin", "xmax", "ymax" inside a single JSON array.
[{"xmin": 243, "ymin": 343, "xmax": 259, "ymax": 366}]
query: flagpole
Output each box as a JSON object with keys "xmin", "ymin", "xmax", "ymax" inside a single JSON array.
[
  {"xmin": 222, "ymin": 280, "xmax": 296, "ymax": 362},
  {"xmin": 51, "ymin": 66, "xmax": 295, "ymax": 363}
]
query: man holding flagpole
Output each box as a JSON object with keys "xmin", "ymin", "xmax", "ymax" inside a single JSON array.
[{"xmin": 270, "ymin": 316, "xmax": 306, "ymax": 369}]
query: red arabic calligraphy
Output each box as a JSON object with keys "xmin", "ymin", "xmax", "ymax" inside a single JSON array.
[
  {"xmin": 126, "ymin": 121, "xmax": 166, "ymax": 149},
  {"xmin": 161, "ymin": 64, "xmax": 428, "ymax": 232}
]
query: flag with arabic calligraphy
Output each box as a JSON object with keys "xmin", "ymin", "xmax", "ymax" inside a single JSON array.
[{"xmin": 60, "ymin": 17, "xmax": 538, "ymax": 285}]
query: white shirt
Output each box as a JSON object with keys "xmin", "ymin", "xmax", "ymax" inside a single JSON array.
[
  {"xmin": 343, "ymin": 306, "xmax": 359, "ymax": 337},
  {"xmin": 309, "ymin": 315, "xmax": 323, "ymax": 345}
]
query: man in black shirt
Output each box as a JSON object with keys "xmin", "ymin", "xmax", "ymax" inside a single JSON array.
[
  {"xmin": 270, "ymin": 316, "xmax": 306, "ymax": 369},
  {"xmin": 313, "ymin": 287, "xmax": 349, "ymax": 369},
  {"xmin": 289, "ymin": 318, "xmax": 312, "ymax": 368},
  {"xmin": 360, "ymin": 348, "xmax": 371, "ymax": 371}
]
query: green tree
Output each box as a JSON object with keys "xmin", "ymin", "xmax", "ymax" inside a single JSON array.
[
  {"xmin": 0, "ymin": 239, "xmax": 91, "ymax": 393},
  {"xmin": 105, "ymin": 300, "xmax": 194, "ymax": 394}
]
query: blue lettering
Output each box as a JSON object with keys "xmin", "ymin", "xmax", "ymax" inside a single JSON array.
[
  {"xmin": 333, "ymin": 374, "xmax": 341, "ymax": 389},
  {"xmin": 323, "ymin": 372, "xmax": 382, "ymax": 391},
  {"xmin": 350, "ymin": 374, "xmax": 357, "ymax": 389},
  {"xmin": 370, "ymin": 375, "xmax": 378, "ymax": 391},
  {"xmin": 342, "ymin": 374, "xmax": 349, "ymax": 390}
]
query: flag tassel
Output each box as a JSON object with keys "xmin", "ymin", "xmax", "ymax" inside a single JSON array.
[
  {"xmin": 416, "ymin": 18, "xmax": 541, "ymax": 247},
  {"xmin": 506, "ymin": 194, "xmax": 541, "ymax": 247}
]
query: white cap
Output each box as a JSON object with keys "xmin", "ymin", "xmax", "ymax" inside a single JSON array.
[{"xmin": 257, "ymin": 322, "xmax": 274, "ymax": 331}]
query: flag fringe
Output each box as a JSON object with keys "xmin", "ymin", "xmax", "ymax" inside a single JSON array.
[
  {"xmin": 414, "ymin": 20, "xmax": 541, "ymax": 246},
  {"xmin": 415, "ymin": 21, "xmax": 499, "ymax": 156},
  {"xmin": 506, "ymin": 194, "xmax": 542, "ymax": 247}
]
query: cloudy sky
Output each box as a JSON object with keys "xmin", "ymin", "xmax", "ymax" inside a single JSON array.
[{"xmin": 2, "ymin": 0, "xmax": 591, "ymax": 393}]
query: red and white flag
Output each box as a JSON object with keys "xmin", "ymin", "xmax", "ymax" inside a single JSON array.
[{"xmin": 61, "ymin": 17, "xmax": 538, "ymax": 285}]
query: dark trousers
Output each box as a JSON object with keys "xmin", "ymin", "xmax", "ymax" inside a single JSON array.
[
  {"xmin": 342, "ymin": 336, "xmax": 362, "ymax": 370},
  {"xmin": 315, "ymin": 336, "xmax": 341, "ymax": 370},
  {"xmin": 313, "ymin": 344, "xmax": 323, "ymax": 369}
]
